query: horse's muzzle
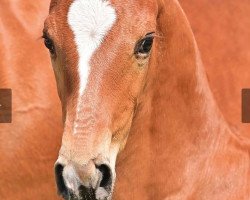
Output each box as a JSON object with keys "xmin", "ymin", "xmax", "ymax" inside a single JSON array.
[{"xmin": 54, "ymin": 161, "xmax": 113, "ymax": 200}]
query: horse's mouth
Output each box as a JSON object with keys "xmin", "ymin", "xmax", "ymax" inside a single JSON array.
[
  {"xmin": 68, "ymin": 186, "xmax": 95, "ymax": 200},
  {"xmin": 55, "ymin": 163, "xmax": 113, "ymax": 200},
  {"xmin": 64, "ymin": 185, "xmax": 111, "ymax": 200}
]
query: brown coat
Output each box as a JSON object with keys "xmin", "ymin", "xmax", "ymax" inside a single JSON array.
[{"xmin": 0, "ymin": 0, "xmax": 249, "ymax": 199}]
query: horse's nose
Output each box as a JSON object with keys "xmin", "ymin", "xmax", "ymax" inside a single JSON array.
[
  {"xmin": 54, "ymin": 161, "xmax": 113, "ymax": 200},
  {"xmin": 55, "ymin": 163, "xmax": 69, "ymax": 199}
]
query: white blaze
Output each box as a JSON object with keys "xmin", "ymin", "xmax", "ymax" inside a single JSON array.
[{"xmin": 67, "ymin": 0, "xmax": 116, "ymax": 134}]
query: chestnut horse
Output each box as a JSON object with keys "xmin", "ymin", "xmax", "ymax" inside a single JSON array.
[
  {"xmin": 42, "ymin": 0, "xmax": 250, "ymax": 200},
  {"xmin": 1, "ymin": 0, "xmax": 250, "ymax": 200}
]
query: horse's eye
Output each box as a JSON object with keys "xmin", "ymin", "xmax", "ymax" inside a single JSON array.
[
  {"xmin": 134, "ymin": 32, "xmax": 155, "ymax": 56},
  {"xmin": 43, "ymin": 34, "xmax": 55, "ymax": 55}
]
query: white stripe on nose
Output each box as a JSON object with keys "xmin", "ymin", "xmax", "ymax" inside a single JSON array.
[{"xmin": 67, "ymin": 0, "xmax": 116, "ymax": 134}]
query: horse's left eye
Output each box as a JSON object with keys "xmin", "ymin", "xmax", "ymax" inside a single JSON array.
[
  {"xmin": 43, "ymin": 34, "xmax": 55, "ymax": 55},
  {"xmin": 134, "ymin": 32, "xmax": 155, "ymax": 56}
]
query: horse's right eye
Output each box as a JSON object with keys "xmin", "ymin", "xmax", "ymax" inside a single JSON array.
[
  {"xmin": 43, "ymin": 34, "xmax": 55, "ymax": 55},
  {"xmin": 134, "ymin": 32, "xmax": 155, "ymax": 56}
]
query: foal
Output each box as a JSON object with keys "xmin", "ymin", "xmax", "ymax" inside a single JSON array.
[{"xmin": 43, "ymin": 0, "xmax": 250, "ymax": 199}]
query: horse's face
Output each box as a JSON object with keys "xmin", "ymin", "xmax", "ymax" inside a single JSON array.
[{"xmin": 43, "ymin": 0, "xmax": 157, "ymax": 199}]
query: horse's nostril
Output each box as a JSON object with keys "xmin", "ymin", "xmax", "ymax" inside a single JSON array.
[
  {"xmin": 55, "ymin": 163, "xmax": 69, "ymax": 199},
  {"xmin": 97, "ymin": 164, "xmax": 112, "ymax": 188}
]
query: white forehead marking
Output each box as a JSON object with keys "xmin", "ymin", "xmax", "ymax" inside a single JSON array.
[
  {"xmin": 68, "ymin": 0, "xmax": 116, "ymax": 95},
  {"xmin": 68, "ymin": 0, "xmax": 116, "ymax": 134}
]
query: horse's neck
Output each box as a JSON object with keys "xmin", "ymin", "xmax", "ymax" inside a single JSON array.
[
  {"xmin": 125, "ymin": 0, "xmax": 231, "ymax": 168},
  {"xmin": 143, "ymin": 0, "xmax": 229, "ymax": 144},
  {"xmin": 115, "ymin": 1, "xmax": 237, "ymax": 199}
]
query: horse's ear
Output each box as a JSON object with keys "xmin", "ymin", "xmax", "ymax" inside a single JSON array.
[
  {"xmin": 155, "ymin": 0, "xmax": 198, "ymax": 76},
  {"xmin": 156, "ymin": 0, "xmax": 192, "ymax": 40}
]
